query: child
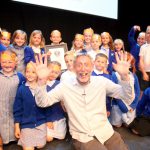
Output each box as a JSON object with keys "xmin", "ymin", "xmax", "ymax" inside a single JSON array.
[
  {"xmin": 50, "ymin": 30, "xmax": 64, "ymax": 45},
  {"xmin": 100, "ymin": 32, "xmax": 116, "ymax": 74},
  {"xmin": 60, "ymin": 51, "xmax": 76, "ymax": 82},
  {"xmin": 13, "ymin": 62, "xmax": 47, "ymax": 150},
  {"xmin": 128, "ymin": 25, "xmax": 146, "ymax": 96},
  {"xmin": 113, "ymin": 39, "xmax": 125, "ymax": 53},
  {"xmin": 110, "ymin": 52, "xmax": 140, "ymax": 127},
  {"xmin": 10, "ymin": 29, "xmax": 27, "ymax": 74},
  {"xmin": 129, "ymin": 87, "xmax": 150, "ymax": 136},
  {"xmin": 88, "ymin": 34, "xmax": 101, "ymax": 60},
  {"xmin": 70, "ymin": 33, "xmax": 84, "ymax": 55},
  {"xmin": 128, "ymin": 25, "xmax": 146, "ymax": 71},
  {"xmin": 0, "ymin": 50, "xmax": 25, "ymax": 147},
  {"xmin": 46, "ymin": 61, "xmax": 66, "ymax": 142},
  {"xmin": 0, "ymin": 28, "xmax": 11, "ymax": 48},
  {"xmin": 24, "ymin": 30, "xmax": 45, "ymax": 65},
  {"xmin": 0, "ymin": 43, "xmax": 6, "ymax": 150},
  {"xmin": 83, "ymin": 27, "xmax": 94, "ymax": 51},
  {"xmin": 92, "ymin": 53, "xmax": 112, "ymax": 117},
  {"xmin": 0, "ymin": 43, "xmax": 6, "ymax": 52}
]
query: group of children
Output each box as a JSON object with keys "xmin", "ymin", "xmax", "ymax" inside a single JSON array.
[{"xmin": 0, "ymin": 25, "xmax": 150, "ymax": 150}]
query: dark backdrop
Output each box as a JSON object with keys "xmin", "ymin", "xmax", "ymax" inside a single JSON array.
[{"xmin": 0, "ymin": 1, "xmax": 149, "ymax": 50}]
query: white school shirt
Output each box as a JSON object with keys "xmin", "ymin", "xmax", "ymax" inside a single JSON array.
[
  {"xmin": 139, "ymin": 43, "xmax": 150, "ymax": 72},
  {"xmin": 35, "ymin": 76, "xmax": 132, "ymax": 144}
]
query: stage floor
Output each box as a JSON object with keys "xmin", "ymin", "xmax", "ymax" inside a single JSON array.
[{"xmin": 3, "ymin": 127, "xmax": 150, "ymax": 150}]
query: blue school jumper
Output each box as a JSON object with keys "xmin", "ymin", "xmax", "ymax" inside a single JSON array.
[
  {"xmin": 46, "ymin": 80, "xmax": 65, "ymax": 122},
  {"xmin": 136, "ymin": 88, "xmax": 150, "ymax": 117},
  {"xmin": 111, "ymin": 72, "xmax": 140, "ymax": 113},
  {"xmin": 13, "ymin": 83, "xmax": 46, "ymax": 129},
  {"xmin": 128, "ymin": 27, "xmax": 141, "ymax": 70},
  {"xmin": 100, "ymin": 46, "xmax": 116, "ymax": 74},
  {"xmin": 24, "ymin": 46, "xmax": 45, "ymax": 65}
]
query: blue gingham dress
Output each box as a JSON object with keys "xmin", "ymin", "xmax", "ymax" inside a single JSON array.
[{"xmin": 0, "ymin": 71, "xmax": 19, "ymax": 144}]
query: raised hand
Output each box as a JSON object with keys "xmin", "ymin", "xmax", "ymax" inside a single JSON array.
[
  {"xmin": 134, "ymin": 25, "xmax": 141, "ymax": 32},
  {"xmin": 35, "ymin": 53, "xmax": 50, "ymax": 85},
  {"xmin": 113, "ymin": 51, "xmax": 130, "ymax": 81}
]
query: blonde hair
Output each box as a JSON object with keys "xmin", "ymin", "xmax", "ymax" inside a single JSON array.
[
  {"xmin": 146, "ymin": 26, "xmax": 150, "ymax": 32},
  {"xmin": 92, "ymin": 34, "xmax": 101, "ymax": 42},
  {"xmin": 48, "ymin": 61, "xmax": 61, "ymax": 69},
  {"xmin": 1, "ymin": 49, "xmax": 17, "ymax": 61},
  {"xmin": 71, "ymin": 33, "xmax": 84, "ymax": 51},
  {"xmin": 29, "ymin": 30, "xmax": 45, "ymax": 48},
  {"xmin": 64, "ymin": 51, "xmax": 75, "ymax": 58},
  {"xmin": 0, "ymin": 28, "xmax": 11, "ymax": 39},
  {"xmin": 50, "ymin": 30, "xmax": 61, "ymax": 37},
  {"xmin": 11, "ymin": 29, "xmax": 27, "ymax": 46},
  {"xmin": 83, "ymin": 27, "xmax": 94, "ymax": 35},
  {"xmin": 26, "ymin": 61, "xmax": 36, "ymax": 70}
]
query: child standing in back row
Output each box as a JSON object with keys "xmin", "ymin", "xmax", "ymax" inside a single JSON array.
[
  {"xmin": 0, "ymin": 28, "xmax": 11, "ymax": 48},
  {"xmin": 24, "ymin": 30, "xmax": 45, "ymax": 65},
  {"xmin": 10, "ymin": 29, "xmax": 27, "ymax": 74},
  {"xmin": 50, "ymin": 30, "xmax": 64, "ymax": 45},
  {"xmin": 100, "ymin": 32, "xmax": 116, "ymax": 74},
  {"xmin": 70, "ymin": 34, "xmax": 84, "ymax": 55},
  {"xmin": 83, "ymin": 27, "xmax": 94, "ymax": 51}
]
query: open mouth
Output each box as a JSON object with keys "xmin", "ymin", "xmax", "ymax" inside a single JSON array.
[{"xmin": 79, "ymin": 73, "xmax": 88, "ymax": 78}]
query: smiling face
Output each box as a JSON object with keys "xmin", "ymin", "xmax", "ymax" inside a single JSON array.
[
  {"xmin": 137, "ymin": 32, "xmax": 146, "ymax": 46},
  {"xmin": 65, "ymin": 54, "xmax": 74, "ymax": 71},
  {"xmin": 50, "ymin": 30, "xmax": 62, "ymax": 45},
  {"xmin": 14, "ymin": 33, "xmax": 26, "ymax": 47},
  {"xmin": 0, "ymin": 32, "xmax": 11, "ymax": 47},
  {"xmin": 74, "ymin": 54, "xmax": 93, "ymax": 85},
  {"xmin": 25, "ymin": 63, "xmax": 37, "ymax": 83},
  {"xmin": 94, "ymin": 56, "xmax": 107, "ymax": 72},
  {"xmin": 101, "ymin": 32, "xmax": 110, "ymax": 46},
  {"xmin": 0, "ymin": 51, "xmax": 17, "ymax": 75},
  {"xmin": 48, "ymin": 63, "xmax": 61, "ymax": 81}
]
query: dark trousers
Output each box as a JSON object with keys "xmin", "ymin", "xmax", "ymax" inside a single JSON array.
[{"xmin": 72, "ymin": 131, "xmax": 128, "ymax": 150}]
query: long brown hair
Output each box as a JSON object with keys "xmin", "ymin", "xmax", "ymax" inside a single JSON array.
[{"xmin": 127, "ymin": 52, "xmax": 136, "ymax": 73}]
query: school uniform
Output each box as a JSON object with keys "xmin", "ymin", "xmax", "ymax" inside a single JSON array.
[
  {"xmin": 128, "ymin": 27, "xmax": 143, "ymax": 89},
  {"xmin": 13, "ymin": 83, "xmax": 47, "ymax": 147},
  {"xmin": 46, "ymin": 80, "xmax": 66, "ymax": 139},
  {"xmin": 129, "ymin": 87, "xmax": 150, "ymax": 136},
  {"xmin": 110, "ymin": 72, "xmax": 140, "ymax": 126},
  {"xmin": 100, "ymin": 46, "xmax": 116, "ymax": 74},
  {"xmin": 0, "ymin": 70, "xmax": 25, "ymax": 144},
  {"xmin": 24, "ymin": 46, "xmax": 45, "ymax": 65},
  {"xmin": 10, "ymin": 44, "xmax": 26, "ymax": 74}
]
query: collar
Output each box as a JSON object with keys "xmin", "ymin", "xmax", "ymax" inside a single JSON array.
[
  {"xmin": 47, "ymin": 80, "xmax": 55, "ymax": 87},
  {"xmin": 0, "ymin": 70, "xmax": 17, "ymax": 77},
  {"xmin": 93, "ymin": 69, "xmax": 104, "ymax": 75}
]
